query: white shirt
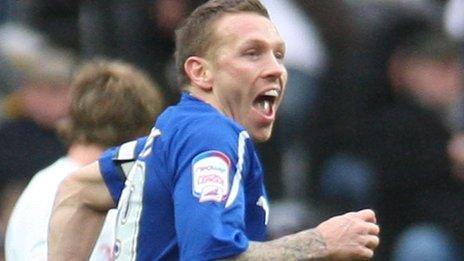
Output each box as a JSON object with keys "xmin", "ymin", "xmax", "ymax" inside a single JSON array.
[{"xmin": 5, "ymin": 157, "xmax": 116, "ymax": 261}]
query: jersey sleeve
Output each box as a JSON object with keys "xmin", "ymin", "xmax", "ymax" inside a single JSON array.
[
  {"xmin": 99, "ymin": 137, "xmax": 147, "ymax": 204},
  {"xmin": 171, "ymin": 122, "xmax": 254, "ymax": 260}
]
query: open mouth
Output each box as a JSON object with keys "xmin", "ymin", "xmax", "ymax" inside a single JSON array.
[{"xmin": 253, "ymin": 89, "xmax": 279, "ymax": 117}]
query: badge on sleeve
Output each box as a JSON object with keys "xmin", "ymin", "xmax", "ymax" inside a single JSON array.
[{"xmin": 192, "ymin": 150, "xmax": 231, "ymax": 203}]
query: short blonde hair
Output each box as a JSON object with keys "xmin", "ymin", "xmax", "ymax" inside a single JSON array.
[
  {"xmin": 58, "ymin": 59, "xmax": 164, "ymax": 147},
  {"xmin": 174, "ymin": 0, "xmax": 269, "ymax": 87}
]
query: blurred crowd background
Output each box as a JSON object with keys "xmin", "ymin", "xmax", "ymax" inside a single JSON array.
[{"xmin": 1, "ymin": 0, "xmax": 464, "ymax": 260}]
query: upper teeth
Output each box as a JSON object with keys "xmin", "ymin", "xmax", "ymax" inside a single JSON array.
[{"xmin": 264, "ymin": 90, "xmax": 279, "ymax": 97}]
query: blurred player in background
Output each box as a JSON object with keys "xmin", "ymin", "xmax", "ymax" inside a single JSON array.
[{"xmin": 5, "ymin": 59, "xmax": 164, "ymax": 260}]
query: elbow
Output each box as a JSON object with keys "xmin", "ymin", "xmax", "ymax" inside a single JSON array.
[{"xmin": 53, "ymin": 174, "xmax": 85, "ymax": 212}]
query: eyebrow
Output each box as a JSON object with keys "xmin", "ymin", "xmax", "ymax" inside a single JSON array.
[{"xmin": 240, "ymin": 38, "xmax": 286, "ymax": 52}]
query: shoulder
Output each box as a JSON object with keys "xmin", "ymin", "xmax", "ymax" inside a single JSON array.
[
  {"xmin": 178, "ymin": 113, "xmax": 246, "ymax": 152},
  {"xmin": 13, "ymin": 157, "xmax": 77, "ymax": 210},
  {"xmin": 196, "ymin": 113, "xmax": 243, "ymax": 137},
  {"xmin": 160, "ymin": 94, "xmax": 246, "ymax": 138},
  {"xmin": 34, "ymin": 157, "xmax": 79, "ymax": 184}
]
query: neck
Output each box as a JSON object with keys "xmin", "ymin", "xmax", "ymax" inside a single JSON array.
[
  {"xmin": 67, "ymin": 143, "xmax": 105, "ymax": 165},
  {"xmin": 188, "ymin": 86, "xmax": 224, "ymax": 114},
  {"xmin": 187, "ymin": 86, "xmax": 207, "ymax": 101}
]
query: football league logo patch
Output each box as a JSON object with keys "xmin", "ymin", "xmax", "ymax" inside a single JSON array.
[{"xmin": 192, "ymin": 150, "xmax": 231, "ymax": 203}]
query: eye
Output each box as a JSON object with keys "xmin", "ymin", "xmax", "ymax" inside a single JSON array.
[
  {"xmin": 244, "ymin": 49, "xmax": 260, "ymax": 59},
  {"xmin": 274, "ymin": 51, "xmax": 285, "ymax": 61}
]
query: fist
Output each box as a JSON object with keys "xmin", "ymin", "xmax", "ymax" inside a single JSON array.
[{"xmin": 316, "ymin": 209, "xmax": 380, "ymax": 260}]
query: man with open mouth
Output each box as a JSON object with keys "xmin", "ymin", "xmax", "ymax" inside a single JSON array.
[{"xmin": 49, "ymin": 0, "xmax": 380, "ymax": 260}]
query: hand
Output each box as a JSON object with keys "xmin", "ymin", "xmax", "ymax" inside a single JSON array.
[{"xmin": 315, "ymin": 209, "xmax": 380, "ymax": 260}]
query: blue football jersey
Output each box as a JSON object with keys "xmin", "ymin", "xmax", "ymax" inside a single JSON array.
[{"xmin": 99, "ymin": 92, "xmax": 269, "ymax": 260}]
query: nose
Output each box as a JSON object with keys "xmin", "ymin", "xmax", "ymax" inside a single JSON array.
[{"xmin": 262, "ymin": 53, "xmax": 287, "ymax": 83}]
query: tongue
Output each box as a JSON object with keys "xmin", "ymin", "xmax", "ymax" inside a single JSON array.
[{"xmin": 257, "ymin": 100, "xmax": 271, "ymax": 115}]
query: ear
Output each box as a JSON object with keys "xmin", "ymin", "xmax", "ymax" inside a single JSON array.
[{"xmin": 184, "ymin": 56, "xmax": 213, "ymax": 91}]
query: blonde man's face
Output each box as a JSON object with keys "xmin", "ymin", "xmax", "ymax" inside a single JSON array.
[{"xmin": 207, "ymin": 13, "xmax": 287, "ymax": 142}]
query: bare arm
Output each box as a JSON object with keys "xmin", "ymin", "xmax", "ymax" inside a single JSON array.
[
  {"xmin": 224, "ymin": 209, "xmax": 380, "ymax": 260},
  {"xmin": 48, "ymin": 161, "xmax": 114, "ymax": 261}
]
